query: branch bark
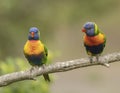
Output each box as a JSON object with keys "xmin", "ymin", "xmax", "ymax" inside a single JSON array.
[{"xmin": 0, "ymin": 52, "xmax": 120, "ymax": 87}]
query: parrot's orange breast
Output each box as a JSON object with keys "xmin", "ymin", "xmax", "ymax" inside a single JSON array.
[
  {"xmin": 24, "ymin": 40, "xmax": 44, "ymax": 55},
  {"xmin": 84, "ymin": 33, "xmax": 105, "ymax": 46}
]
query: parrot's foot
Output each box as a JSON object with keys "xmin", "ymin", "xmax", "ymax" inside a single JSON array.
[
  {"xmin": 29, "ymin": 66, "xmax": 40, "ymax": 80},
  {"xmin": 89, "ymin": 56, "xmax": 93, "ymax": 63},
  {"xmin": 30, "ymin": 67, "xmax": 34, "ymax": 73},
  {"xmin": 96, "ymin": 55, "xmax": 100, "ymax": 62},
  {"xmin": 30, "ymin": 66, "xmax": 39, "ymax": 72},
  {"xmin": 42, "ymin": 64, "xmax": 46, "ymax": 69}
]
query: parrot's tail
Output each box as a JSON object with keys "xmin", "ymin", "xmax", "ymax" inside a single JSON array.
[{"xmin": 43, "ymin": 74, "xmax": 50, "ymax": 82}]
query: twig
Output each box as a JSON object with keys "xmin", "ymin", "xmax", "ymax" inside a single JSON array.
[{"xmin": 0, "ymin": 52, "xmax": 120, "ymax": 87}]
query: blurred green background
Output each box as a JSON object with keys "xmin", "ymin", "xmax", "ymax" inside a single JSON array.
[{"xmin": 0, "ymin": 0, "xmax": 120, "ymax": 93}]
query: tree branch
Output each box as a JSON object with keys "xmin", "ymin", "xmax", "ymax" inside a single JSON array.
[{"xmin": 0, "ymin": 52, "xmax": 120, "ymax": 87}]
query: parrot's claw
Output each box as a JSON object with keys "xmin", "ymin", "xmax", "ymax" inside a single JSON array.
[
  {"xmin": 30, "ymin": 67, "xmax": 34, "ymax": 73},
  {"xmin": 28, "ymin": 67, "xmax": 38, "ymax": 80},
  {"xmin": 96, "ymin": 54, "xmax": 100, "ymax": 62},
  {"xmin": 89, "ymin": 56, "xmax": 93, "ymax": 63},
  {"xmin": 30, "ymin": 66, "xmax": 39, "ymax": 73}
]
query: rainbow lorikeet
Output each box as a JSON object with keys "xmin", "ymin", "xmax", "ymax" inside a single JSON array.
[
  {"xmin": 82, "ymin": 22, "xmax": 106, "ymax": 63},
  {"xmin": 24, "ymin": 27, "xmax": 50, "ymax": 82}
]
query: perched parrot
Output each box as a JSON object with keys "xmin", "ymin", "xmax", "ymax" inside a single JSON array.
[
  {"xmin": 82, "ymin": 22, "xmax": 106, "ymax": 63},
  {"xmin": 24, "ymin": 27, "xmax": 50, "ymax": 82}
]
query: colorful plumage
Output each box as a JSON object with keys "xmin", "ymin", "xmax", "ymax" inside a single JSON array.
[
  {"xmin": 24, "ymin": 27, "xmax": 50, "ymax": 82},
  {"xmin": 82, "ymin": 22, "xmax": 106, "ymax": 63}
]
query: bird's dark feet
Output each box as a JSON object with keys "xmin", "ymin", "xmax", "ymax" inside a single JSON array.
[
  {"xmin": 96, "ymin": 55, "xmax": 100, "ymax": 62},
  {"xmin": 42, "ymin": 64, "xmax": 46, "ymax": 69},
  {"xmin": 30, "ymin": 66, "xmax": 39, "ymax": 73},
  {"xmin": 30, "ymin": 67, "xmax": 34, "ymax": 73},
  {"xmin": 29, "ymin": 66, "xmax": 40, "ymax": 80},
  {"xmin": 89, "ymin": 56, "xmax": 93, "ymax": 63}
]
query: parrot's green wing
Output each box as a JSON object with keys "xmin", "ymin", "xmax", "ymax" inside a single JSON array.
[
  {"xmin": 44, "ymin": 45, "xmax": 48, "ymax": 57},
  {"xmin": 42, "ymin": 45, "xmax": 48, "ymax": 64},
  {"xmin": 43, "ymin": 45, "xmax": 50, "ymax": 82}
]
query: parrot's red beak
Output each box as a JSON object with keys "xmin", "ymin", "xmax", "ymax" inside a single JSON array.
[
  {"xmin": 30, "ymin": 32, "xmax": 35, "ymax": 37},
  {"xmin": 82, "ymin": 28, "xmax": 86, "ymax": 32}
]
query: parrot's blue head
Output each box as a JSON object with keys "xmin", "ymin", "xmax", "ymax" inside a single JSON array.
[
  {"xmin": 82, "ymin": 22, "xmax": 98, "ymax": 36},
  {"xmin": 28, "ymin": 27, "xmax": 40, "ymax": 40}
]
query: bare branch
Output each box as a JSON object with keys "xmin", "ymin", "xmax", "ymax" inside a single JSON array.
[{"xmin": 0, "ymin": 52, "xmax": 120, "ymax": 87}]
